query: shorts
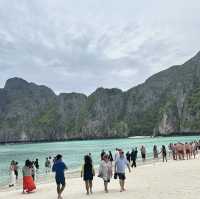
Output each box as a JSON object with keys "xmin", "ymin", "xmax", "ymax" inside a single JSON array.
[
  {"xmin": 117, "ymin": 173, "xmax": 126, "ymax": 180},
  {"xmin": 186, "ymin": 149, "xmax": 190, "ymax": 154},
  {"xmin": 56, "ymin": 176, "xmax": 66, "ymax": 186},
  {"xmin": 142, "ymin": 154, "xmax": 146, "ymax": 159}
]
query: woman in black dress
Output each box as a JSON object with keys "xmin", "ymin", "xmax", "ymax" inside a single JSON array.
[{"xmin": 81, "ymin": 155, "xmax": 95, "ymax": 195}]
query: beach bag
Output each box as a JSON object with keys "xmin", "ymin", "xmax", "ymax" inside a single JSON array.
[{"xmin": 114, "ymin": 173, "xmax": 118, "ymax": 179}]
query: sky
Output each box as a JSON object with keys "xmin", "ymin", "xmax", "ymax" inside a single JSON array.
[{"xmin": 0, "ymin": 0, "xmax": 200, "ymax": 95}]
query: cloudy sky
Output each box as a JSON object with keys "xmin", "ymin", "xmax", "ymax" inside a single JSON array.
[{"xmin": 0, "ymin": 0, "xmax": 200, "ymax": 95}]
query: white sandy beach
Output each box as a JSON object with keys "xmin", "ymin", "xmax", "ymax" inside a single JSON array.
[{"xmin": 1, "ymin": 158, "xmax": 200, "ymax": 199}]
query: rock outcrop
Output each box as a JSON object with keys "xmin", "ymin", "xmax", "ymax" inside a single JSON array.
[{"xmin": 1, "ymin": 51, "xmax": 200, "ymax": 142}]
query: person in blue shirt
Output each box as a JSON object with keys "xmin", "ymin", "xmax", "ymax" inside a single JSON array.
[{"xmin": 52, "ymin": 154, "xmax": 68, "ymax": 199}]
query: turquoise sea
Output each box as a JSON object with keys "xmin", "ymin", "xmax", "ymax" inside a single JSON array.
[{"xmin": 0, "ymin": 135, "xmax": 200, "ymax": 186}]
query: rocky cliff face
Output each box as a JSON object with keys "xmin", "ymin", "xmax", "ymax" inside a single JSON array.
[{"xmin": 1, "ymin": 51, "xmax": 200, "ymax": 142}]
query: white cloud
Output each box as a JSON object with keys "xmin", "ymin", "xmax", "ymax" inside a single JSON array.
[{"xmin": 0, "ymin": 0, "xmax": 199, "ymax": 95}]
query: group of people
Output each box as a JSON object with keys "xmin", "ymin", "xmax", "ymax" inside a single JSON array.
[
  {"xmin": 9, "ymin": 159, "xmax": 39, "ymax": 189},
  {"xmin": 7, "ymin": 140, "xmax": 200, "ymax": 198},
  {"xmin": 51, "ymin": 149, "xmax": 132, "ymax": 199},
  {"xmin": 169, "ymin": 141, "xmax": 199, "ymax": 160},
  {"xmin": 77, "ymin": 149, "xmax": 131, "ymax": 198},
  {"xmin": 125, "ymin": 147, "xmax": 138, "ymax": 167},
  {"xmin": 99, "ymin": 149, "xmax": 131, "ymax": 193}
]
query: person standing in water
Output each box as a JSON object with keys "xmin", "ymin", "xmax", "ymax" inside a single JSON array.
[
  {"xmin": 52, "ymin": 154, "xmax": 68, "ymax": 199},
  {"xmin": 81, "ymin": 155, "xmax": 95, "ymax": 195},
  {"xmin": 9, "ymin": 160, "xmax": 16, "ymax": 187},
  {"xmin": 114, "ymin": 150, "xmax": 131, "ymax": 192}
]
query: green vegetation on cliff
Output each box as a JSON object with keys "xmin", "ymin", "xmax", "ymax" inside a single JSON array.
[{"xmin": 1, "ymin": 51, "xmax": 200, "ymax": 142}]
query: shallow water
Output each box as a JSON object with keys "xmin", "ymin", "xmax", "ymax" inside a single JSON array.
[{"xmin": 0, "ymin": 135, "xmax": 200, "ymax": 186}]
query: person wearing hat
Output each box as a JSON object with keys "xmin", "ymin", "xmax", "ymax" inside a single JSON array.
[
  {"xmin": 52, "ymin": 154, "xmax": 68, "ymax": 199},
  {"xmin": 114, "ymin": 150, "xmax": 131, "ymax": 192}
]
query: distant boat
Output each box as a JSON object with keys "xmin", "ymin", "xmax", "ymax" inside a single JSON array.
[{"xmin": 128, "ymin": 136, "xmax": 153, "ymax": 139}]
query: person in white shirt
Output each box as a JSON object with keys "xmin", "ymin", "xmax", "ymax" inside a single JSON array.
[{"xmin": 114, "ymin": 148, "xmax": 120, "ymax": 161}]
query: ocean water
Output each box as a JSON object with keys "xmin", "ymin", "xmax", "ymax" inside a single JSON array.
[{"xmin": 0, "ymin": 135, "xmax": 200, "ymax": 186}]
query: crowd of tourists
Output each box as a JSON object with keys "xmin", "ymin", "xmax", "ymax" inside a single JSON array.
[
  {"xmin": 7, "ymin": 140, "xmax": 200, "ymax": 198},
  {"xmin": 8, "ymin": 159, "xmax": 39, "ymax": 188}
]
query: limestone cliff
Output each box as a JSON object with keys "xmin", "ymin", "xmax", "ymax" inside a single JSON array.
[{"xmin": 1, "ymin": 51, "xmax": 200, "ymax": 142}]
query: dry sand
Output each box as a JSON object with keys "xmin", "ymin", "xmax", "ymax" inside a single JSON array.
[{"xmin": 1, "ymin": 158, "xmax": 200, "ymax": 199}]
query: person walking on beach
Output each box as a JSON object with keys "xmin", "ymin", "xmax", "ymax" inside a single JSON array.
[
  {"xmin": 101, "ymin": 150, "xmax": 106, "ymax": 160},
  {"xmin": 114, "ymin": 150, "xmax": 131, "ymax": 192},
  {"xmin": 153, "ymin": 145, "xmax": 158, "ymax": 159},
  {"xmin": 141, "ymin": 145, "xmax": 146, "ymax": 162},
  {"xmin": 185, "ymin": 142, "xmax": 191, "ymax": 160},
  {"xmin": 45, "ymin": 157, "xmax": 51, "ymax": 173},
  {"xmin": 99, "ymin": 154, "xmax": 112, "ymax": 193},
  {"xmin": 176, "ymin": 143, "xmax": 185, "ymax": 160},
  {"xmin": 192, "ymin": 142, "xmax": 197, "ymax": 159},
  {"xmin": 170, "ymin": 143, "xmax": 177, "ymax": 160},
  {"xmin": 31, "ymin": 161, "xmax": 37, "ymax": 181},
  {"xmin": 22, "ymin": 160, "xmax": 36, "ymax": 193},
  {"xmin": 34, "ymin": 158, "xmax": 39, "ymax": 171},
  {"xmin": 14, "ymin": 161, "xmax": 19, "ymax": 180},
  {"xmin": 160, "ymin": 145, "xmax": 167, "ymax": 162},
  {"xmin": 114, "ymin": 148, "xmax": 120, "ymax": 161},
  {"xmin": 126, "ymin": 151, "xmax": 131, "ymax": 163},
  {"xmin": 49, "ymin": 156, "xmax": 53, "ymax": 169},
  {"xmin": 52, "ymin": 154, "xmax": 68, "ymax": 199},
  {"xmin": 9, "ymin": 160, "xmax": 16, "ymax": 187},
  {"xmin": 81, "ymin": 155, "xmax": 95, "ymax": 195},
  {"xmin": 131, "ymin": 148, "xmax": 138, "ymax": 168},
  {"xmin": 108, "ymin": 151, "xmax": 113, "ymax": 163}
]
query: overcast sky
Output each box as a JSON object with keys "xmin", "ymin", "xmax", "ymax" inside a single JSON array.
[{"xmin": 0, "ymin": 0, "xmax": 200, "ymax": 95}]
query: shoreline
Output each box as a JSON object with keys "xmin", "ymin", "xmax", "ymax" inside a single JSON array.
[
  {"xmin": 1, "ymin": 133, "xmax": 200, "ymax": 145},
  {"xmin": 0, "ymin": 137, "xmax": 127, "ymax": 145}
]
